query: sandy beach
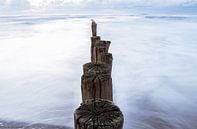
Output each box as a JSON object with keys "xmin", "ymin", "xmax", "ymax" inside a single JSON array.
[{"xmin": 0, "ymin": 120, "xmax": 72, "ymax": 129}]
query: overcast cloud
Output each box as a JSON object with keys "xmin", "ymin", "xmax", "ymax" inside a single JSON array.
[{"xmin": 0, "ymin": 0, "xmax": 197, "ymax": 12}]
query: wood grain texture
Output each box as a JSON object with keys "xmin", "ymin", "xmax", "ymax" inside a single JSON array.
[
  {"xmin": 75, "ymin": 21, "xmax": 124, "ymax": 129},
  {"xmin": 83, "ymin": 62, "xmax": 111, "ymax": 75},
  {"xmin": 91, "ymin": 36, "xmax": 100, "ymax": 62},
  {"xmin": 82, "ymin": 63, "xmax": 112, "ymax": 102},
  {"xmin": 74, "ymin": 99, "xmax": 124, "ymax": 129},
  {"xmin": 98, "ymin": 53, "xmax": 113, "ymax": 73},
  {"xmin": 92, "ymin": 40, "xmax": 111, "ymax": 63},
  {"xmin": 91, "ymin": 20, "xmax": 97, "ymax": 36}
]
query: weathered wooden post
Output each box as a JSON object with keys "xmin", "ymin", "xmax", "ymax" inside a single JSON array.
[
  {"xmin": 91, "ymin": 19, "xmax": 97, "ymax": 37},
  {"xmin": 81, "ymin": 63, "xmax": 112, "ymax": 102},
  {"xmin": 74, "ymin": 99, "xmax": 123, "ymax": 129},
  {"xmin": 74, "ymin": 20, "xmax": 124, "ymax": 129}
]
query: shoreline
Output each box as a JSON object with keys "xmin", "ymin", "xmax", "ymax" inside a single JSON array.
[{"xmin": 0, "ymin": 120, "xmax": 72, "ymax": 129}]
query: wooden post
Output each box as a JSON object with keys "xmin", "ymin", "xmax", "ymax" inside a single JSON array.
[
  {"xmin": 98, "ymin": 53, "xmax": 113, "ymax": 73},
  {"xmin": 81, "ymin": 63, "xmax": 112, "ymax": 102},
  {"xmin": 74, "ymin": 20, "xmax": 124, "ymax": 129},
  {"xmin": 92, "ymin": 40, "xmax": 111, "ymax": 64},
  {"xmin": 74, "ymin": 99, "xmax": 124, "ymax": 129},
  {"xmin": 91, "ymin": 36, "xmax": 100, "ymax": 62},
  {"xmin": 83, "ymin": 62, "xmax": 111, "ymax": 75},
  {"xmin": 91, "ymin": 19, "xmax": 97, "ymax": 37}
]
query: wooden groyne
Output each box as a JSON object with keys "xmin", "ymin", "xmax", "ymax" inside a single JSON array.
[{"xmin": 74, "ymin": 20, "xmax": 124, "ymax": 129}]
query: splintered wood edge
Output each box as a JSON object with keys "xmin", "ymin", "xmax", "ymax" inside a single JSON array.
[{"xmin": 74, "ymin": 99, "xmax": 124, "ymax": 129}]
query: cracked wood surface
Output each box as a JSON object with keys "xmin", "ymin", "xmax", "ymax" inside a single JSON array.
[
  {"xmin": 82, "ymin": 63, "xmax": 112, "ymax": 102},
  {"xmin": 97, "ymin": 53, "xmax": 113, "ymax": 73},
  {"xmin": 92, "ymin": 40, "xmax": 111, "ymax": 64},
  {"xmin": 74, "ymin": 99, "xmax": 123, "ymax": 129},
  {"xmin": 83, "ymin": 63, "xmax": 111, "ymax": 75},
  {"xmin": 74, "ymin": 20, "xmax": 123, "ymax": 129}
]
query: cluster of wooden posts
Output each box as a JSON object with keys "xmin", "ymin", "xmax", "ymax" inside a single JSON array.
[{"xmin": 74, "ymin": 20, "xmax": 124, "ymax": 129}]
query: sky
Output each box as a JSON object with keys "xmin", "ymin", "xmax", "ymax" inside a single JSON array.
[
  {"xmin": 0, "ymin": 0, "xmax": 197, "ymax": 13},
  {"xmin": 1, "ymin": 0, "xmax": 197, "ymax": 9}
]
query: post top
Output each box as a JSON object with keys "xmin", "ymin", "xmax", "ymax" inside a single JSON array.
[
  {"xmin": 74, "ymin": 99, "xmax": 124, "ymax": 129},
  {"xmin": 91, "ymin": 19, "xmax": 95, "ymax": 23},
  {"xmin": 91, "ymin": 19, "xmax": 97, "ymax": 36}
]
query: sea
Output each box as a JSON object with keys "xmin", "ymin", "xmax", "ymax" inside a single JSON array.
[{"xmin": 0, "ymin": 10, "xmax": 197, "ymax": 129}]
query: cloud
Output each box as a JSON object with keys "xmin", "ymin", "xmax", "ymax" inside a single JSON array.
[
  {"xmin": 87, "ymin": 0, "xmax": 197, "ymax": 7},
  {"xmin": 0, "ymin": 0, "xmax": 197, "ymax": 10},
  {"xmin": 26, "ymin": 0, "xmax": 86, "ymax": 7},
  {"xmin": 0, "ymin": 0, "xmax": 30, "ymax": 10}
]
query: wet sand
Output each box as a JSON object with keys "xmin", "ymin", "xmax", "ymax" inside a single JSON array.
[{"xmin": 0, "ymin": 120, "xmax": 72, "ymax": 129}]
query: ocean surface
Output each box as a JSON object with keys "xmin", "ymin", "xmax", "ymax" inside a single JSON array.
[{"xmin": 0, "ymin": 13, "xmax": 197, "ymax": 129}]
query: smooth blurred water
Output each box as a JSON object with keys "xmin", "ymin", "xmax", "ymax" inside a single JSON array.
[{"xmin": 0, "ymin": 14, "xmax": 197, "ymax": 129}]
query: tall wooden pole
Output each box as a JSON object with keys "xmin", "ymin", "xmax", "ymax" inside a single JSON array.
[{"xmin": 74, "ymin": 20, "xmax": 124, "ymax": 129}]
